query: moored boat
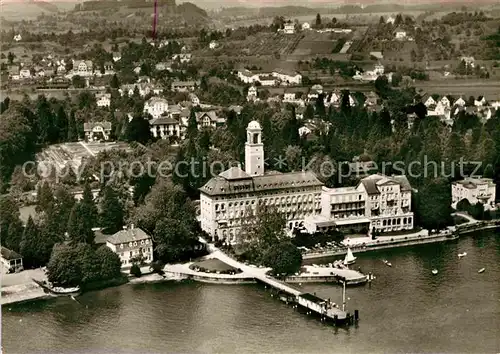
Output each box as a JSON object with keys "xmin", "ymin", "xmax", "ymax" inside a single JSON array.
[
  {"xmin": 431, "ymin": 269, "xmax": 438, "ymax": 275},
  {"xmin": 458, "ymin": 252, "xmax": 467, "ymax": 258},
  {"xmin": 343, "ymin": 248, "xmax": 356, "ymax": 266},
  {"xmin": 32, "ymin": 279, "xmax": 81, "ymax": 296},
  {"xmin": 478, "ymin": 268, "xmax": 485, "ymax": 273}
]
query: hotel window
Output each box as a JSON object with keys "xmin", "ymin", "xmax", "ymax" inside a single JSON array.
[
  {"xmin": 129, "ymin": 242, "xmax": 132, "ymax": 247},
  {"xmin": 120, "ymin": 244, "xmax": 123, "ymax": 249},
  {"xmin": 141, "ymin": 240, "xmax": 144, "ymax": 245}
]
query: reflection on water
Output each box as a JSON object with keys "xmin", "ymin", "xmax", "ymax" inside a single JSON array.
[{"xmin": 3, "ymin": 231, "xmax": 499, "ymax": 354}]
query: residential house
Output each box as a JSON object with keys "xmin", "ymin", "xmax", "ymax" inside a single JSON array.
[
  {"xmin": 102, "ymin": 61, "xmax": 115, "ymax": 76},
  {"xmin": 386, "ymin": 16, "xmax": 396, "ymax": 24},
  {"xmin": 272, "ymin": 69, "xmax": 302, "ymax": 85},
  {"xmin": 394, "ymin": 28, "xmax": 407, "ymax": 40},
  {"xmin": 171, "ymin": 80, "xmax": 197, "ymax": 92},
  {"xmin": 196, "ymin": 111, "xmax": 225, "ymax": 129},
  {"xmin": 308, "ymin": 84, "xmax": 324, "ymax": 101},
  {"xmin": 1, "ymin": 247, "xmax": 23, "ymax": 273},
  {"xmin": 172, "ymin": 53, "xmax": 192, "ymax": 63},
  {"xmin": 35, "ymin": 67, "xmax": 45, "ymax": 78},
  {"xmin": 452, "ymin": 178, "xmax": 496, "ymax": 210},
  {"xmin": 13, "ymin": 34, "xmax": 22, "ymax": 42},
  {"xmin": 83, "ymin": 121, "xmax": 112, "ymax": 141},
  {"xmin": 189, "ymin": 93, "xmax": 200, "ymax": 106},
  {"xmin": 209, "ymin": 40, "xmax": 218, "ymax": 49},
  {"xmin": 302, "ymin": 22, "xmax": 311, "ymax": 31},
  {"xmin": 422, "ymin": 94, "xmax": 437, "ymax": 108},
  {"xmin": 247, "ymin": 86, "xmax": 258, "ymax": 102},
  {"xmin": 454, "ymin": 96, "xmax": 466, "ymax": 107},
  {"xmin": 57, "ymin": 64, "xmax": 66, "ymax": 75},
  {"xmin": 144, "ymin": 97, "xmax": 169, "ymax": 118},
  {"xmin": 112, "ymin": 52, "xmax": 122, "ymax": 62},
  {"xmin": 474, "ymin": 96, "xmax": 487, "ymax": 107},
  {"xmin": 150, "ymin": 116, "xmax": 183, "ymax": 140},
  {"xmin": 326, "ymin": 90, "xmax": 342, "ymax": 107},
  {"xmin": 72, "ymin": 60, "xmax": 93, "ymax": 77},
  {"xmin": 460, "ymin": 56, "xmax": 475, "ymax": 68},
  {"xmin": 96, "ymin": 93, "xmax": 111, "ymax": 108},
  {"xmin": 283, "ymin": 92, "xmax": 296, "ymax": 103},
  {"xmin": 284, "ymin": 23, "xmax": 295, "ymax": 34},
  {"xmin": 364, "ymin": 91, "xmax": 379, "ymax": 107},
  {"xmin": 106, "ymin": 226, "xmax": 154, "ymax": 268},
  {"xmin": 439, "ymin": 95, "xmax": 451, "ymax": 108},
  {"xmin": 19, "ymin": 68, "xmax": 31, "ymax": 79},
  {"xmin": 155, "ymin": 62, "xmax": 172, "ymax": 71}
]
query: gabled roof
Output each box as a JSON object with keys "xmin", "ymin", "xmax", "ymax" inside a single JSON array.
[
  {"xmin": 195, "ymin": 111, "xmax": 218, "ymax": 122},
  {"xmin": 360, "ymin": 174, "xmax": 412, "ymax": 194},
  {"xmin": 219, "ymin": 166, "xmax": 250, "ymax": 180},
  {"xmin": 106, "ymin": 227, "xmax": 150, "ymax": 245},
  {"xmin": 83, "ymin": 121, "xmax": 112, "ymax": 131},
  {"xmin": 1, "ymin": 247, "xmax": 22, "ymax": 260},
  {"xmin": 150, "ymin": 117, "xmax": 179, "ymax": 125}
]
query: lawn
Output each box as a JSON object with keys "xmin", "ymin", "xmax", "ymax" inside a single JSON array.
[{"xmin": 190, "ymin": 258, "xmax": 237, "ymax": 273}]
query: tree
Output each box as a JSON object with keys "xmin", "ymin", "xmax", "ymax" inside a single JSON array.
[
  {"xmin": 20, "ymin": 216, "xmax": 46, "ymax": 268},
  {"xmin": 36, "ymin": 181, "xmax": 54, "ymax": 213},
  {"xmin": 110, "ymin": 74, "xmax": 120, "ymax": 89},
  {"xmin": 130, "ymin": 263, "xmax": 142, "ymax": 277},
  {"xmin": 67, "ymin": 202, "xmax": 95, "ymax": 245},
  {"xmin": 55, "ymin": 106, "xmax": 68, "ymax": 143},
  {"xmin": 100, "ymin": 185, "xmax": 125, "ymax": 234},
  {"xmin": 316, "ymin": 13, "xmax": 322, "ymax": 27},
  {"xmin": 126, "ymin": 116, "xmax": 153, "ymax": 145},
  {"xmin": 67, "ymin": 110, "xmax": 78, "ymax": 142},
  {"xmin": 72, "ymin": 75, "xmax": 86, "ymax": 88},
  {"xmin": 262, "ymin": 241, "xmax": 302, "ymax": 276},
  {"xmin": 456, "ymin": 198, "xmax": 471, "ymax": 211},
  {"xmin": 414, "ymin": 178, "xmax": 453, "ymax": 230},
  {"xmin": 186, "ymin": 108, "xmax": 198, "ymax": 140},
  {"xmin": 47, "ymin": 244, "xmax": 82, "ymax": 287}
]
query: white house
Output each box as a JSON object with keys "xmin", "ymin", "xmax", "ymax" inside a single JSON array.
[
  {"xmin": 83, "ymin": 121, "xmax": 112, "ymax": 141},
  {"xmin": 112, "ymin": 52, "xmax": 122, "ymax": 62},
  {"xmin": 308, "ymin": 84, "xmax": 324, "ymax": 101},
  {"xmin": 283, "ymin": 92, "xmax": 297, "ymax": 103},
  {"xmin": 106, "ymin": 226, "xmax": 154, "ymax": 268},
  {"xmin": 423, "ymin": 95, "xmax": 437, "ymax": 108},
  {"xmin": 13, "ymin": 34, "xmax": 22, "ymax": 42},
  {"xmin": 440, "ymin": 96, "xmax": 451, "ymax": 108},
  {"xmin": 460, "ymin": 56, "xmax": 475, "ymax": 68},
  {"xmin": 96, "ymin": 93, "xmax": 111, "ymax": 108},
  {"xmin": 209, "ymin": 41, "xmax": 218, "ymax": 49},
  {"xmin": 454, "ymin": 96, "xmax": 466, "ymax": 107},
  {"xmin": 284, "ymin": 23, "xmax": 295, "ymax": 34},
  {"xmin": 272, "ymin": 70, "xmax": 302, "ymax": 85},
  {"xmin": 172, "ymin": 53, "xmax": 192, "ymax": 63},
  {"xmin": 195, "ymin": 111, "xmax": 225, "ymax": 129},
  {"xmin": 247, "ymin": 86, "xmax": 258, "ymax": 102},
  {"xmin": 189, "ymin": 93, "xmax": 200, "ymax": 106},
  {"xmin": 452, "ymin": 178, "xmax": 496, "ymax": 210},
  {"xmin": 302, "ymin": 22, "xmax": 311, "ymax": 31},
  {"xmin": 474, "ymin": 96, "xmax": 487, "ymax": 107},
  {"xmin": 72, "ymin": 60, "xmax": 93, "ymax": 77},
  {"xmin": 150, "ymin": 116, "xmax": 183, "ymax": 140},
  {"xmin": 386, "ymin": 16, "xmax": 396, "ymax": 24},
  {"xmin": 144, "ymin": 97, "xmax": 169, "ymax": 118},
  {"xmin": 394, "ymin": 28, "xmax": 407, "ymax": 40},
  {"xmin": 171, "ymin": 80, "xmax": 197, "ymax": 92},
  {"xmin": 19, "ymin": 68, "xmax": 31, "ymax": 79}
]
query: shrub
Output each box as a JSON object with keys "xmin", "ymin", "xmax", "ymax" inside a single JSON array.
[{"xmin": 130, "ymin": 264, "xmax": 142, "ymax": 277}]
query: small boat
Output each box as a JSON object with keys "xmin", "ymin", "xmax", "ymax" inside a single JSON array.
[
  {"xmin": 343, "ymin": 248, "xmax": 357, "ymax": 266},
  {"xmin": 458, "ymin": 252, "xmax": 467, "ymax": 258},
  {"xmin": 432, "ymin": 269, "xmax": 438, "ymax": 275},
  {"xmin": 383, "ymin": 260, "xmax": 392, "ymax": 267},
  {"xmin": 478, "ymin": 268, "xmax": 485, "ymax": 273}
]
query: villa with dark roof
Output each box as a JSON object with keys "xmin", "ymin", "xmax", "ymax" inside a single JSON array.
[{"xmin": 106, "ymin": 226, "xmax": 153, "ymax": 268}]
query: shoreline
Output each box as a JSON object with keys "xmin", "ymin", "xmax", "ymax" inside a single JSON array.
[{"xmin": 2, "ymin": 223, "xmax": 498, "ymax": 307}]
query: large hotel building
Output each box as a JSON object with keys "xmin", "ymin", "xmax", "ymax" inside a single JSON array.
[{"xmin": 200, "ymin": 121, "xmax": 414, "ymax": 243}]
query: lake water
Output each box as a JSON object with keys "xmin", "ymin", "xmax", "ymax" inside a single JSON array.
[{"xmin": 2, "ymin": 230, "xmax": 499, "ymax": 354}]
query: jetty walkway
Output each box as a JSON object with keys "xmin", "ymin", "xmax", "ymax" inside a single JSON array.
[{"xmin": 198, "ymin": 240, "xmax": 350, "ymax": 321}]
